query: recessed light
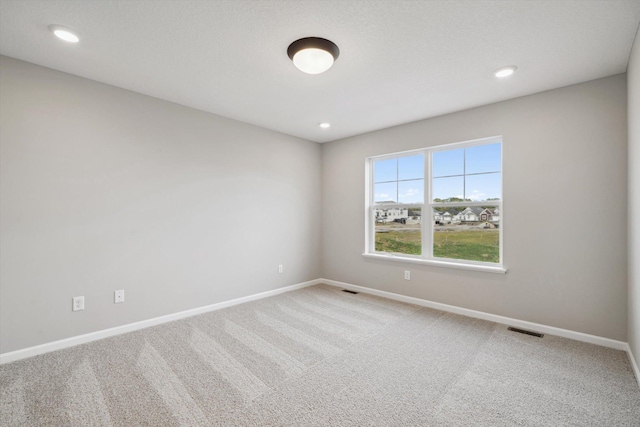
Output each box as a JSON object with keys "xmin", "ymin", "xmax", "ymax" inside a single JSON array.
[
  {"xmin": 287, "ymin": 37, "xmax": 339, "ymax": 74},
  {"xmin": 494, "ymin": 66, "xmax": 517, "ymax": 78},
  {"xmin": 319, "ymin": 122, "xmax": 331, "ymax": 129},
  {"xmin": 48, "ymin": 25, "xmax": 79, "ymax": 43}
]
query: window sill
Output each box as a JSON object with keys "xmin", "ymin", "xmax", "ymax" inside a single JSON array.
[{"xmin": 361, "ymin": 253, "xmax": 507, "ymax": 274}]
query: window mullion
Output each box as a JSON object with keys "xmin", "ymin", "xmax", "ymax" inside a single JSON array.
[
  {"xmin": 463, "ymin": 147, "xmax": 466, "ymax": 201},
  {"xmin": 368, "ymin": 162, "xmax": 374, "ymax": 253},
  {"xmin": 424, "ymin": 149, "xmax": 432, "ymax": 259},
  {"xmin": 396, "ymin": 158, "xmax": 399, "ymax": 204}
]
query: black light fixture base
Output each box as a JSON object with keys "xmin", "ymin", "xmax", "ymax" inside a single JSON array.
[{"xmin": 287, "ymin": 37, "xmax": 340, "ymax": 61}]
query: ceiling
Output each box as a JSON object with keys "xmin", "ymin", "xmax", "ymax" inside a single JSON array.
[{"xmin": 1, "ymin": 1, "xmax": 639, "ymax": 143}]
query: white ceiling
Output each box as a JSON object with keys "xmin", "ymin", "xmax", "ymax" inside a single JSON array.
[{"xmin": 1, "ymin": 1, "xmax": 639, "ymax": 143}]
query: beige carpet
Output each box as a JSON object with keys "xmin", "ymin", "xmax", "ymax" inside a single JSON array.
[{"xmin": 1, "ymin": 284, "xmax": 639, "ymax": 426}]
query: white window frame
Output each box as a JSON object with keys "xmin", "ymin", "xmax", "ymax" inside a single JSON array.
[{"xmin": 363, "ymin": 136, "xmax": 506, "ymax": 274}]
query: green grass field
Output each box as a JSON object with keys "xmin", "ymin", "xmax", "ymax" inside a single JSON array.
[
  {"xmin": 375, "ymin": 230, "xmax": 422, "ymax": 255},
  {"xmin": 375, "ymin": 229, "xmax": 499, "ymax": 263}
]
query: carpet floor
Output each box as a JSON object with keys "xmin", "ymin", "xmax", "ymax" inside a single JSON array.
[{"xmin": 1, "ymin": 284, "xmax": 639, "ymax": 426}]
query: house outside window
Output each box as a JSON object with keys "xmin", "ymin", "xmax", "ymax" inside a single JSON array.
[{"xmin": 365, "ymin": 136, "xmax": 504, "ymax": 273}]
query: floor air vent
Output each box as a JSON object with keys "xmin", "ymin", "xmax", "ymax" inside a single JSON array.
[
  {"xmin": 508, "ymin": 327, "xmax": 544, "ymax": 338},
  {"xmin": 342, "ymin": 289, "xmax": 359, "ymax": 294}
]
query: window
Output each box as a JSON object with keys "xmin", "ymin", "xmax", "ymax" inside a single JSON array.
[
  {"xmin": 373, "ymin": 154, "xmax": 424, "ymax": 255},
  {"xmin": 365, "ymin": 136, "xmax": 504, "ymax": 273}
]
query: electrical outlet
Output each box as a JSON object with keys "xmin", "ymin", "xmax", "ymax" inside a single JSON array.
[
  {"xmin": 72, "ymin": 296, "xmax": 84, "ymax": 311},
  {"xmin": 278, "ymin": 264, "xmax": 283, "ymax": 274},
  {"xmin": 114, "ymin": 290, "xmax": 124, "ymax": 304},
  {"xmin": 404, "ymin": 270, "xmax": 411, "ymax": 280}
]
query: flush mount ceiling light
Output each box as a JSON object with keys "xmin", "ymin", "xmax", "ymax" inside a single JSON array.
[
  {"xmin": 494, "ymin": 65, "xmax": 517, "ymax": 78},
  {"xmin": 48, "ymin": 25, "xmax": 79, "ymax": 43},
  {"xmin": 319, "ymin": 122, "xmax": 331, "ymax": 129},
  {"xmin": 287, "ymin": 37, "xmax": 339, "ymax": 74}
]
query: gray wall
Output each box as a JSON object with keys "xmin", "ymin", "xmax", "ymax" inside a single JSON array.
[
  {"xmin": 0, "ymin": 53, "xmax": 632, "ymax": 355},
  {"xmin": 0, "ymin": 56, "xmax": 322, "ymax": 354},
  {"xmin": 322, "ymin": 75, "xmax": 628, "ymax": 341},
  {"xmin": 629, "ymin": 29, "xmax": 640, "ymax": 367}
]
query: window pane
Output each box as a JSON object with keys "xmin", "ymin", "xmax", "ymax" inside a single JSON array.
[
  {"xmin": 432, "ymin": 176, "xmax": 464, "ymax": 202},
  {"xmin": 374, "ymin": 182, "xmax": 397, "ymax": 203},
  {"xmin": 375, "ymin": 207, "xmax": 421, "ymax": 255},
  {"xmin": 433, "ymin": 148, "xmax": 464, "ymax": 177},
  {"xmin": 465, "ymin": 172, "xmax": 501, "ymax": 201},
  {"xmin": 465, "ymin": 143, "xmax": 501, "ymax": 174},
  {"xmin": 398, "ymin": 154, "xmax": 424, "ymax": 180},
  {"xmin": 398, "ymin": 179, "xmax": 424, "ymax": 203},
  {"xmin": 433, "ymin": 206, "xmax": 500, "ymax": 263},
  {"xmin": 374, "ymin": 158, "xmax": 397, "ymax": 183}
]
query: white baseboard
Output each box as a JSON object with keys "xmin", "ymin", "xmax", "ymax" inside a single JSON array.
[
  {"xmin": 626, "ymin": 344, "xmax": 640, "ymax": 390},
  {"xmin": 2, "ymin": 275, "xmax": 636, "ymax": 388},
  {"xmin": 320, "ymin": 278, "xmax": 628, "ymax": 351},
  {"xmin": 0, "ymin": 279, "xmax": 322, "ymax": 365}
]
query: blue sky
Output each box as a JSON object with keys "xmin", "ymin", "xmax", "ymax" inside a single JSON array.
[{"xmin": 374, "ymin": 143, "xmax": 501, "ymax": 203}]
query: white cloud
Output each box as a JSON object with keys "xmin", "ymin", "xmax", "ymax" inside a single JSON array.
[
  {"xmin": 467, "ymin": 190, "xmax": 486, "ymax": 201},
  {"xmin": 400, "ymin": 188, "xmax": 420, "ymax": 197},
  {"xmin": 399, "ymin": 187, "xmax": 423, "ymax": 203}
]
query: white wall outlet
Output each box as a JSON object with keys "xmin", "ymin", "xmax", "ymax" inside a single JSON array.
[
  {"xmin": 404, "ymin": 270, "xmax": 411, "ymax": 280},
  {"xmin": 72, "ymin": 296, "xmax": 84, "ymax": 311},
  {"xmin": 278, "ymin": 264, "xmax": 283, "ymax": 274},
  {"xmin": 114, "ymin": 290, "xmax": 125, "ymax": 304}
]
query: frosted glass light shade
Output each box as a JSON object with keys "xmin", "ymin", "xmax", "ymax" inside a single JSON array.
[{"xmin": 293, "ymin": 48, "xmax": 334, "ymax": 74}]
